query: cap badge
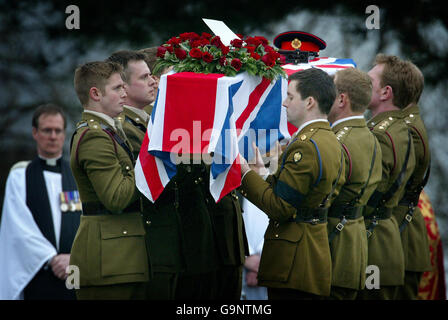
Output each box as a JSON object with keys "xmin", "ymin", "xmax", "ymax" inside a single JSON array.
[{"xmin": 291, "ymin": 38, "xmax": 302, "ymax": 50}]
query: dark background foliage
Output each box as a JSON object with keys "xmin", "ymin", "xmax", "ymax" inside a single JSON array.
[{"xmin": 1, "ymin": 1, "xmax": 447, "ymax": 258}]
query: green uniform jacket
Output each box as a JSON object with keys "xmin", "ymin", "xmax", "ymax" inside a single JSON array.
[
  {"xmin": 119, "ymin": 107, "xmax": 147, "ymax": 160},
  {"xmin": 240, "ymin": 121, "xmax": 345, "ymax": 296},
  {"xmin": 366, "ymin": 110, "xmax": 416, "ymax": 286},
  {"xmin": 143, "ymin": 104, "xmax": 154, "ymax": 116},
  {"xmin": 396, "ymin": 104, "xmax": 431, "ymax": 272},
  {"xmin": 69, "ymin": 112, "xmax": 149, "ymax": 286},
  {"xmin": 328, "ymin": 118, "xmax": 382, "ymax": 290},
  {"xmin": 120, "ymin": 106, "xmax": 185, "ymax": 274}
]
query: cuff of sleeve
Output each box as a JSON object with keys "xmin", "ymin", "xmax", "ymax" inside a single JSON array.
[{"xmin": 241, "ymin": 169, "xmax": 252, "ymax": 182}]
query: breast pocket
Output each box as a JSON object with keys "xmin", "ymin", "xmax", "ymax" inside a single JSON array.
[
  {"xmin": 258, "ymin": 221, "xmax": 304, "ymax": 283},
  {"xmin": 100, "ymin": 215, "xmax": 148, "ymax": 277}
]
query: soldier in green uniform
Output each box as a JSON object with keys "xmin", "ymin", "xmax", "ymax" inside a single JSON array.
[
  {"xmin": 108, "ymin": 51, "xmax": 219, "ymax": 300},
  {"xmin": 239, "ymin": 68, "xmax": 345, "ymax": 299},
  {"xmin": 70, "ymin": 61, "xmax": 150, "ymax": 299},
  {"xmin": 138, "ymin": 46, "xmax": 173, "ymax": 116},
  {"xmin": 106, "ymin": 51, "xmax": 155, "ymax": 159},
  {"xmin": 394, "ymin": 59, "xmax": 431, "ymax": 299},
  {"xmin": 358, "ymin": 54, "xmax": 416, "ymax": 300},
  {"xmin": 326, "ymin": 68, "xmax": 383, "ymax": 299},
  {"xmin": 107, "ymin": 50, "xmax": 185, "ymax": 300}
]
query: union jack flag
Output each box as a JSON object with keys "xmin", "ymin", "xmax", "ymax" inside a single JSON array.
[
  {"xmin": 135, "ymin": 57, "xmax": 356, "ymax": 203},
  {"xmin": 135, "ymin": 71, "xmax": 288, "ymax": 203}
]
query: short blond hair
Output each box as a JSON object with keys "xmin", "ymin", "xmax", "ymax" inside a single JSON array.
[
  {"xmin": 334, "ymin": 68, "xmax": 372, "ymax": 113},
  {"xmin": 374, "ymin": 54, "xmax": 424, "ymax": 108},
  {"xmin": 74, "ymin": 61, "xmax": 123, "ymax": 106}
]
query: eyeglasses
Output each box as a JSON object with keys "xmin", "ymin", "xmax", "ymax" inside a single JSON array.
[{"xmin": 39, "ymin": 128, "xmax": 64, "ymax": 136}]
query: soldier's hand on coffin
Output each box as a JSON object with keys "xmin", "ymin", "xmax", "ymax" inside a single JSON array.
[
  {"xmin": 239, "ymin": 153, "xmax": 251, "ymax": 175},
  {"xmin": 249, "ymin": 142, "xmax": 269, "ymax": 177},
  {"xmin": 266, "ymin": 141, "xmax": 282, "ymax": 174},
  {"xmin": 50, "ymin": 253, "xmax": 70, "ymax": 280}
]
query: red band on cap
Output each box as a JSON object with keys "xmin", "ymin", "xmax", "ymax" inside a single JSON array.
[{"xmin": 280, "ymin": 41, "xmax": 320, "ymax": 52}]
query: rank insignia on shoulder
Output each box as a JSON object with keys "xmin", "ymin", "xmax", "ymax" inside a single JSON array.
[
  {"xmin": 300, "ymin": 134, "xmax": 307, "ymax": 141},
  {"xmin": 294, "ymin": 152, "xmax": 302, "ymax": 163},
  {"xmin": 377, "ymin": 119, "xmax": 392, "ymax": 130}
]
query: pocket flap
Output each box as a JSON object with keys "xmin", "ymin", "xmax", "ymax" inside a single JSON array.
[
  {"xmin": 264, "ymin": 221, "xmax": 304, "ymax": 243},
  {"xmin": 101, "ymin": 215, "xmax": 146, "ymax": 240}
]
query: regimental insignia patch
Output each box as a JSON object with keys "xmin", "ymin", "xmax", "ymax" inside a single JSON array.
[{"xmin": 294, "ymin": 152, "xmax": 302, "ymax": 163}]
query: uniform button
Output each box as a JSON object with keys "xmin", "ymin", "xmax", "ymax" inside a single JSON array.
[
  {"xmin": 310, "ymin": 128, "xmax": 314, "ymax": 132},
  {"xmin": 275, "ymin": 234, "xmax": 279, "ymax": 238},
  {"xmin": 194, "ymin": 179, "xmax": 199, "ymax": 184},
  {"xmin": 410, "ymin": 114, "xmax": 414, "ymax": 118},
  {"xmin": 136, "ymin": 117, "xmax": 140, "ymax": 121},
  {"xmin": 93, "ymin": 125, "xmax": 98, "ymax": 129},
  {"xmin": 125, "ymin": 166, "xmax": 130, "ymax": 170},
  {"xmin": 344, "ymin": 127, "xmax": 348, "ymax": 130},
  {"xmin": 198, "ymin": 177, "xmax": 203, "ymax": 182},
  {"xmin": 146, "ymin": 220, "xmax": 151, "ymax": 225},
  {"xmin": 89, "ymin": 119, "xmax": 94, "ymax": 122},
  {"xmin": 389, "ymin": 117, "xmax": 393, "ymax": 121},
  {"xmin": 123, "ymin": 230, "xmax": 128, "ymax": 235}
]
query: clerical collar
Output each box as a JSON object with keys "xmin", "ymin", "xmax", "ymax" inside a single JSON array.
[
  {"xmin": 123, "ymin": 105, "xmax": 150, "ymax": 124},
  {"xmin": 38, "ymin": 155, "xmax": 62, "ymax": 173}
]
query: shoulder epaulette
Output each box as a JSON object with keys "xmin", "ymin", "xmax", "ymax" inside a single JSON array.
[
  {"xmin": 372, "ymin": 116, "xmax": 399, "ymax": 132},
  {"xmin": 10, "ymin": 160, "xmax": 31, "ymax": 172},
  {"xmin": 404, "ymin": 113, "xmax": 417, "ymax": 125},
  {"xmin": 335, "ymin": 126, "xmax": 353, "ymax": 142},
  {"xmin": 85, "ymin": 119, "xmax": 102, "ymax": 130},
  {"xmin": 294, "ymin": 127, "xmax": 318, "ymax": 144}
]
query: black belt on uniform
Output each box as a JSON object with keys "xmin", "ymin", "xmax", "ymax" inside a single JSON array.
[
  {"xmin": 327, "ymin": 206, "xmax": 364, "ymax": 243},
  {"xmin": 364, "ymin": 207, "xmax": 393, "ymax": 220},
  {"xmin": 82, "ymin": 201, "xmax": 140, "ymax": 216},
  {"xmin": 288, "ymin": 207, "xmax": 328, "ymax": 224},
  {"xmin": 397, "ymin": 195, "xmax": 419, "ymax": 233},
  {"xmin": 328, "ymin": 205, "xmax": 364, "ymax": 220},
  {"xmin": 364, "ymin": 207, "xmax": 393, "ymax": 238}
]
